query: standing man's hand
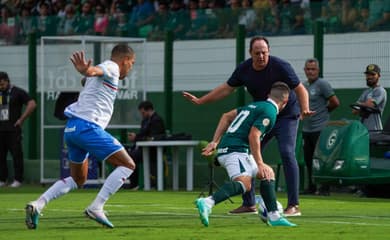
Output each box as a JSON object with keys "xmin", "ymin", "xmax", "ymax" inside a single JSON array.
[
  {"xmin": 300, "ymin": 109, "xmax": 316, "ymax": 120},
  {"xmin": 182, "ymin": 91, "xmax": 202, "ymax": 105},
  {"xmin": 294, "ymin": 83, "xmax": 315, "ymax": 120},
  {"xmin": 14, "ymin": 118, "xmax": 24, "ymax": 127}
]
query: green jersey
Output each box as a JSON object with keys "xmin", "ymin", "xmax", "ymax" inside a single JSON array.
[{"xmin": 217, "ymin": 100, "xmax": 278, "ymax": 156}]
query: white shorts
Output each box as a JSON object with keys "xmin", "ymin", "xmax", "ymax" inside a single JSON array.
[{"xmin": 217, "ymin": 152, "xmax": 258, "ymax": 180}]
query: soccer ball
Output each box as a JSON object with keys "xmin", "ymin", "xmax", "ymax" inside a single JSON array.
[{"xmin": 256, "ymin": 195, "xmax": 283, "ymax": 221}]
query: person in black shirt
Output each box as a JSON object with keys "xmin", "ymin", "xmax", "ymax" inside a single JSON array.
[
  {"xmin": 127, "ymin": 100, "xmax": 165, "ymax": 189},
  {"xmin": 0, "ymin": 71, "xmax": 36, "ymax": 188}
]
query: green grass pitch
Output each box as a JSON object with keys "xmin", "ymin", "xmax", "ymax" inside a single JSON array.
[{"xmin": 0, "ymin": 186, "xmax": 389, "ymax": 240}]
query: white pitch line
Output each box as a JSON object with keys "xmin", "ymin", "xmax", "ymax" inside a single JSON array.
[
  {"xmin": 106, "ymin": 204, "xmax": 189, "ymax": 210},
  {"xmin": 6, "ymin": 207, "xmax": 390, "ymax": 227},
  {"xmin": 297, "ymin": 219, "xmax": 390, "ymax": 227}
]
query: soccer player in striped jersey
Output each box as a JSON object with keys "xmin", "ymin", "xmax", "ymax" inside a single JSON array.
[{"xmin": 25, "ymin": 44, "xmax": 136, "ymax": 229}]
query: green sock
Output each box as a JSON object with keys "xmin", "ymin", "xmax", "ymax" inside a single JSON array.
[
  {"xmin": 212, "ymin": 181, "xmax": 244, "ymax": 205},
  {"xmin": 260, "ymin": 180, "xmax": 277, "ymax": 212}
]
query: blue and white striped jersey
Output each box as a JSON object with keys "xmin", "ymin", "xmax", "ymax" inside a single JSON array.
[{"xmin": 64, "ymin": 60, "xmax": 120, "ymax": 129}]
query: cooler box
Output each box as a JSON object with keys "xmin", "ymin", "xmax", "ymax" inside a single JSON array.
[{"xmin": 313, "ymin": 120, "xmax": 370, "ymax": 184}]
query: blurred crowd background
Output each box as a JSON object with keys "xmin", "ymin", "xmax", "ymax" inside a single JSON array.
[{"xmin": 0, "ymin": 0, "xmax": 389, "ymax": 44}]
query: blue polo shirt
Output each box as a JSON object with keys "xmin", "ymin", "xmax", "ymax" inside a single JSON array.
[{"xmin": 227, "ymin": 55, "xmax": 300, "ymax": 118}]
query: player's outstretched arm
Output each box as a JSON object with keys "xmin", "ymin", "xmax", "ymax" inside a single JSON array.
[
  {"xmin": 182, "ymin": 83, "xmax": 235, "ymax": 105},
  {"xmin": 70, "ymin": 51, "xmax": 104, "ymax": 77}
]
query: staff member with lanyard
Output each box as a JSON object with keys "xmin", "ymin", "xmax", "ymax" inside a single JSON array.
[{"xmin": 0, "ymin": 71, "xmax": 36, "ymax": 188}]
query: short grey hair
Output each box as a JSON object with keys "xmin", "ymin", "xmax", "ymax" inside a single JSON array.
[{"xmin": 304, "ymin": 58, "xmax": 319, "ymax": 68}]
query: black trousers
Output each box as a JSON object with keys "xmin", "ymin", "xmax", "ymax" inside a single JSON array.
[
  {"xmin": 0, "ymin": 129, "xmax": 24, "ymax": 182},
  {"xmin": 128, "ymin": 146, "xmax": 157, "ymax": 187},
  {"xmin": 302, "ymin": 131, "xmax": 321, "ymax": 188}
]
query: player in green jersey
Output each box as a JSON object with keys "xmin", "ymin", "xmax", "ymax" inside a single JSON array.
[{"xmin": 194, "ymin": 82, "xmax": 296, "ymax": 227}]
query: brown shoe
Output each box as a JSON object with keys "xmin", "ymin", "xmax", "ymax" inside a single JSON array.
[
  {"xmin": 228, "ymin": 205, "xmax": 258, "ymax": 215},
  {"xmin": 283, "ymin": 205, "xmax": 301, "ymax": 217}
]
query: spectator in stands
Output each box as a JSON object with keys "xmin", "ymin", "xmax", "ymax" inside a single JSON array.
[
  {"xmin": 260, "ymin": 0, "xmax": 280, "ymax": 35},
  {"xmin": 279, "ymin": 0, "xmax": 294, "ymax": 35},
  {"xmin": 291, "ymin": 2, "xmax": 306, "ymax": 35},
  {"xmin": 278, "ymin": 0, "xmax": 308, "ymax": 36},
  {"xmin": 352, "ymin": 64, "xmax": 387, "ymax": 131},
  {"xmin": 73, "ymin": 1, "xmax": 94, "ymax": 34},
  {"xmin": 321, "ymin": 0, "xmax": 343, "ymax": 33},
  {"xmin": 185, "ymin": 0, "xmax": 208, "ymax": 39},
  {"xmin": 251, "ymin": 0, "xmax": 268, "ymax": 35},
  {"xmin": 238, "ymin": 0, "xmax": 259, "ymax": 36},
  {"xmin": 36, "ymin": 2, "xmax": 58, "ymax": 37},
  {"xmin": 18, "ymin": 6, "xmax": 37, "ymax": 43},
  {"xmin": 109, "ymin": 6, "xmax": 129, "ymax": 36},
  {"xmin": 18, "ymin": 0, "xmax": 35, "ymax": 15},
  {"xmin": 94, "ymin": 4, "xmax": 109, "ymax": 35},
  {"xmin": 58, "ymin": 3, "xmax": 77, "ymax": 35},
  {"xmin": 31, "ymin": 0, "xmax": 53, "ymax": 16},
  {"xmin": 341, "ymin": 0, "xmax": 353, "ymax": 28},
  {"xmin": 187, "ymin": 0, "xmax": 222, "ymax": 39},
  {"xmin": 127, "ymin": 100, "xmax": 166, "ymax": 190},
  {"xmin": 69, "ymin": 0, "xmax": 82, "ymax": 15},
  {"xmin": 344, "ymin": 0, "xmax": 369, "ymax": 32},
  {"xmin": 299, "ymin": 0, "xmax": 313, "ymax": 34},
  {"xmin": 128, "ymin": 0, "xmax": 156, "ymax": 37},
  {"xmin": 351, "ymin": 2, "xmax": 370, "ymax": 32},
  {"xmin": 1, "ymin": 0, "xmax": 20, "ymax": 14},
  {"xmin": 218, "ymin": 0, "xmax": 241, "ymax": 38},
  {"xmin": 0, "ymin": 6, "xmax": 17, "ymax": 44},
  {"xmin": 53, "ymin": 0, "xmax": 67, "ymax": 18},
  {"xmin": 149, "ymin": 1, "xmax": 171, "ymax": 41},
  {"xmin": 363, "ymin": 0, "xmax": 390, "ymax": 32},
  {"xmin": 206, "ymin": 0, "xmax": 227, "ymax": 38},
  {"xmin": 165, "ymin": 0, "xmax": 190, "ymax": 40},
  {"xmin": 110, "ymin": 0, "xmax": 131, "ymax": 16}
]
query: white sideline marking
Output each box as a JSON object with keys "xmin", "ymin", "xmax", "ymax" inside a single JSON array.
[
  {"xmin": 8, "ymin": 207, "xmax": 390, "ymax": 227},
  {"xmin": 297, "ymin": 219, "xmax": 390, "ymax": 227}
]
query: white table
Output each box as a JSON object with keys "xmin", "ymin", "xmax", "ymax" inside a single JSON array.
[{"xmin": 136, "ymin": 140, "xmax": 199, "ymax": 191}]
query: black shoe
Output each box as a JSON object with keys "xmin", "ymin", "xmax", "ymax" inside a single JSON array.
[
  {"xmin": 301, "ymin": 189, "xmax": 316, "ymax": 195},
  {"xmin": 301, "ymin": 185, "xmax": 317, "ymax": 195},
  {"xmin": 315, "ymin": 190, "xmax": 330, "ymax": 196},
  {"xmin": 315, "ymin": 185, "xmax": 330, "ymax": 196},
  {"xmin": 124, "ymin": 181, "xmax": 139, "ymax": 190},
  {"xmin": 129, "ymin": 185, "xmax": 139, "ymax": 191}
]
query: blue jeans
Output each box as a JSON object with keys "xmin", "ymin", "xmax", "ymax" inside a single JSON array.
[{"xmin": 242, "ymin": 116, "xmax": 300, "ymax": 207}]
